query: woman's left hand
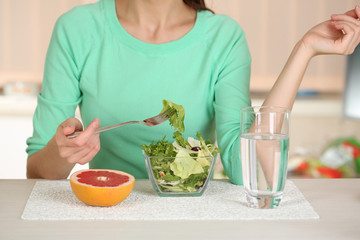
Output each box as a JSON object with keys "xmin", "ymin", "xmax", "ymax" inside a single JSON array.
[{"xmin": 301, "ymin": 6, "xmax": 360, "ymax": 57}]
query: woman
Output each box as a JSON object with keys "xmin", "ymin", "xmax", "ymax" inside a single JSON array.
[{"xmin": 26, "ymin": 0, "xmax": 360, "ymax": 184}]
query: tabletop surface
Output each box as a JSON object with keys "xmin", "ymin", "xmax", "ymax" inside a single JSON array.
[{"xmin": 1, "ymin": 178, "xmax": 359, "ymax": 240}]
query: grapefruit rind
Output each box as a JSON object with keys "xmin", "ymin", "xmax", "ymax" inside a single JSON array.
[{"xmin": 70, "ymin": 169, "xmax": 135, "ymax": 207}]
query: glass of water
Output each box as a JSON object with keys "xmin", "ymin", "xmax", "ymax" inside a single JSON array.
[{"xmin": 240, "ymin": 106, "xmax": 290, "ymax": 209}]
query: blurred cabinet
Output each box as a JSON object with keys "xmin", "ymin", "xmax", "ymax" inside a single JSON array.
[
  {"xmin": 206, "ymin": 0, "xmax": 360, "ymax": 92},
  {"xmin": 0, "ymin": 0, "xmax": 96, "ymax": 87},
  {"xmin": 1, "ymin": 0, "xmax": 359, "ymax": 90}
]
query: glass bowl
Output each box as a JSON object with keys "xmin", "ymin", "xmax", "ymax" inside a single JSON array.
[{"xmin": 143, "ymin": 151, "xmax": 217, "ymax": 197}]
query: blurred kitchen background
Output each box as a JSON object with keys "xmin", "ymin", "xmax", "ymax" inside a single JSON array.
[{"xmin": 1, "ymin": 0, "xmax": 360, "ymax": 179}]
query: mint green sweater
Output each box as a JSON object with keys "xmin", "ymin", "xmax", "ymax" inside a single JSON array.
[{"xmin": 26, "ymin": 0, "xmax": 251, "ymax": 185}]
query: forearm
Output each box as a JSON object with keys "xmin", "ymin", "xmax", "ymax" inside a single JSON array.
[
  {"xmin": 263, "ymin": 40, "xmax": 314, "ymax": 110},
  {"xmin": 26, "ymin": 137, "xmax": 75, "ymax": 179},
  {"xmin": 246, "ymin": 41, "xmax": 313, "ymax": 135},
  {"xmin": 246, "ymin": 41, "xmax": 313, "ymax": 188}
]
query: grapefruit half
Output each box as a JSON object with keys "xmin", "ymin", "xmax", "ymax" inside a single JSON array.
[{"xmin": 70, "ymin": 169, "xmax": 135, "ymax": 207}]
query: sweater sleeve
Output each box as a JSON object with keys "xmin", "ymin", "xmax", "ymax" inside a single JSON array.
[
  {"xmin": 26, "ymin": 14, "xmax": 83, "ymax": 157},
  {"xmin": 214, "ymin": 26, "xmax": 251, "ymax": 185}
]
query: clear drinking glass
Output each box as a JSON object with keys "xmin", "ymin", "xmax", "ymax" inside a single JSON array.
[{"xmin": 240, "ymin": 106, "xmax": 290, "ymax": 209}]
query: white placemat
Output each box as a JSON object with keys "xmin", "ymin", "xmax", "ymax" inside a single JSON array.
[{"xmin": 21, "ymin": 180, "xmax": 319, "ymax": 221}]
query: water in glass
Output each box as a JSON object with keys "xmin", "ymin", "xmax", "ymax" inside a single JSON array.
[{"xmin": 241, "ymin": 132, "xmax": 289, "ymax": 208}]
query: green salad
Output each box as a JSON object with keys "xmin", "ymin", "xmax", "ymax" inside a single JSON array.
[{"xmin": 142, "ymin": 100, "xmax": 220, "ymax": 193}]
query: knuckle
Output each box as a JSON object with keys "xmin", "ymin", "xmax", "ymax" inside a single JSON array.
[
  {"xmin": 79, "ymin": 153, "xmax": 95, "ymax": 164},
  {"xmin": 78, "ymin": 161, "xmax": 88, "ymax": 166},
  {"xmin": 93, "ymin": 144, "xmax": 101, "ymax": 152},
  {"xmin": 68, "ymin": 158, "xmax": 78, "ymax": 165},
  {"xmin": 92, "ymin": 144, "xmax": 100, "ymax": 152},
  {"xmin": 57, "ymin": 140, "xmax": 67, "ymax": 149},
  {"xmin": 85, "ymin": 141, "xmax": 93, "ymax": 149},
  {"xmin": 347, "ymin": 48, "xmax": 354, "ymax": 55},
  {"xmin": 96, "ymin": 144, "xmax": 101, "ymax": 151},
  {"xmin": 58, "ymin": 150, "xmax": 70, "ymax": 159},
  {"xmin": 77, "ymin": 159, "xmax": 88, "ymax": 165},
  {"xmin": 339, "ymin": 46, "xmax": 348, "ymax": 54},
  {"xmin": 73, "ymin": 139, "xmax": 84, "ymax": 147},
  {"xmin": 67, "ymin": 154, "xmax": 82, "ymax": 164}
]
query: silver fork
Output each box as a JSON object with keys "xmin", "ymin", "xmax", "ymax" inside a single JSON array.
[{"xmin": 67, "ymin": 109, "xmax": 175, "ymax": 139}]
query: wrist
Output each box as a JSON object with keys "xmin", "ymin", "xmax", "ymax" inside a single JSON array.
[
  {"xmin": 47, "ymin": 137, "xmax": 75, "ymax": 179},
  {"xmin": 294, "ymin": 39, "xmax": 316, "ymax": 61}
]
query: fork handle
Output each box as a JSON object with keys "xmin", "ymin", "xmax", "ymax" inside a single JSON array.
[{"xmin": 67, "ymin": 121, "xmax": 141, "ymax": 139}]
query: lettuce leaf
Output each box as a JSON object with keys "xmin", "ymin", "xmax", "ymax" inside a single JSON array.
[
  {"xmin": 196, "ymin": 150, "xmax": 211, "ymax": 167},
  {"xmin": 161, "ymin": 100, "xmax": 185, "ymax": 132},
  {"xmin": 142, "ymin": 136, "xmax": 176, "ymax": 158},
  {"xmin": 173, "ymin": 131, "xmax": 191, "ymax": 149},
  {"xmin": 170, "ymin": 150, "xmax": 204, "ymax": 179}
]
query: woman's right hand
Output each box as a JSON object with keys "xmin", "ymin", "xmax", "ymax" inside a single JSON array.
[{"xmin": 54, "ymin": 118, "xmax": 101, "ymax": 165}]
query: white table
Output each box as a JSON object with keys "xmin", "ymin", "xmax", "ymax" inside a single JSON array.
[{"xmin": 0, "ymin": 179, "xmax": 359, "ymax": 240}]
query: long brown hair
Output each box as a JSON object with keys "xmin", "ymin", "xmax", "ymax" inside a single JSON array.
[{"xmin": 183, "ymin": 0, "xmax": 214, "ymax": 13}]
